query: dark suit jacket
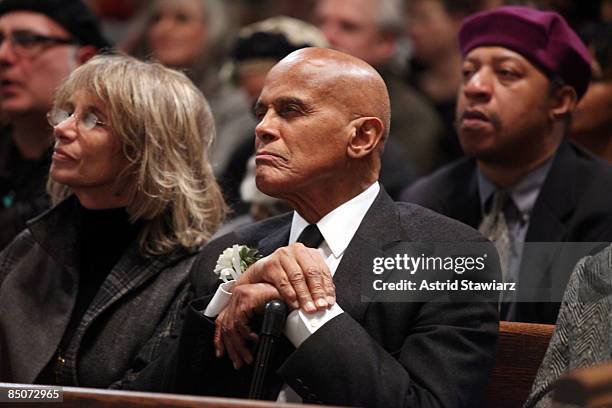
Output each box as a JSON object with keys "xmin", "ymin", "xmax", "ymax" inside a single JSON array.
[
  {"xmin": 136, "ymin": 189, "xmax": 499, "ymax": 408},
  {"xmin": 400, "ymin": 141, "xmax": 612, "ymax": 323}
]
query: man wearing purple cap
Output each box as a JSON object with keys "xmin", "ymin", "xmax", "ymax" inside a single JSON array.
[
  {"xmin": 401, "ymin": 6, "xmax": 612, "ymax": 324},
  {"xmin": 0, "ymin": 0, "xmax": 110, "ymax": 249}
]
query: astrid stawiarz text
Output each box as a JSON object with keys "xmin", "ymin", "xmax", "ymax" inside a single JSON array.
[{"xmin": 371, "ymin": 253, "xmax": 515, "ymax": 292}]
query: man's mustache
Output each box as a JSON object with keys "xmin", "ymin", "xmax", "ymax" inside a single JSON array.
[{"xmin": 454, "ymin": 109, "xmax": 502, "ymax": 131}]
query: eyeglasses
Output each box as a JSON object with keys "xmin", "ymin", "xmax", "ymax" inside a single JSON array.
[
  {"xmin": 47, "ymin": 108, "xmax": 108, "ymax": 132},
  {"xmin": 0, "ymin": 30, "xmax": 77, "ymax": 58}
]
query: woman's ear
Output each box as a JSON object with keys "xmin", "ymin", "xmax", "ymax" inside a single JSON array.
[{"xmin": 347, "ymin": 117, "xmax": 385, "ymax": 159}]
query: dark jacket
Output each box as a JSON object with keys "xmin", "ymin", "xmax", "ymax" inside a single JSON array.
[
  {"xmin": 400, "ymin": 141, "xmax": 612, "ymax": 323},
  {"xmin": 134, "ymin": 189, "xmax": 500, "ymax": 408},
  {"xmin": 0, "ymin": 127, "xmax": 51, "ymax": 250},
  {"xmin": 0, "ymin": 196, "xmax": 197, "ymax": 387}
]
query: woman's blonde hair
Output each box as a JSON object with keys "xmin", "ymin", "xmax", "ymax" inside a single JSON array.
[{"xmin": 48, "ymin": 53, "xmax": 226, "ymax": 255}]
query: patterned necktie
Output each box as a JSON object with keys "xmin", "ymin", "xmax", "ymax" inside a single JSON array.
[
  {"xmin": 296, "ymin": 224, "xmax": 324, "ymax": 248},
  {"xmin": 479, "ymin": 190, "xmax": 511, "ymax": 283}
]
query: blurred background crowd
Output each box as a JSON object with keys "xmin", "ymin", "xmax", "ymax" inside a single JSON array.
[
  {"xmin": 2, "ymin": 0, "xmax": 612, "ymax": 235},
  {"xmin": 84, "ymin": 0, "xmax": 611, "ymax": 218}
]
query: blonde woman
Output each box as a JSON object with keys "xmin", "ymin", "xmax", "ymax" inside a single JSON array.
[{"xmin": 0, "ymin": 54, "xmax": 226, "ymax": 387}]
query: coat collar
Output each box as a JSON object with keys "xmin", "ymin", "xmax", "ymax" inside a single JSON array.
[
  {"xmin": 257, "ymin": 221, "xmax": 291, "ymax": 258},
  {"xmin": 445, "ymin": 141, "xmax": 577, "ymax": 238},
  {"xmin": 525, "ymin": 140, "xmax": 576, "ymax": 241},
  {"xmin": 333, "ymin": 189, "xmax": 402, "ymax": 322},
  {"xmin": 446, "ymin": 159, "xmax": 482, "ymax": 229},
  {"xmin": 27, "ymin": 195, "xmax": 193, "ymax": 326},
  {"xmin": 28, "ymin": 195, "xmax": 82, "ymax": 270}
]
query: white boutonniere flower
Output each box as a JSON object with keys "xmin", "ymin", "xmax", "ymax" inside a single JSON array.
[{"xmin": 214, "ymin": 244, "xmax": 261, "ymax": 282}]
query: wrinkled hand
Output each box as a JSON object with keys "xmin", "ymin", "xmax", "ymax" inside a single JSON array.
[
  {"xmin": 236, "ymin": 243, "xmax": 335, "ymax": 313},
  {"xmin": 214, "ymin": 282, "xmax": 280, "ymax": 369}
]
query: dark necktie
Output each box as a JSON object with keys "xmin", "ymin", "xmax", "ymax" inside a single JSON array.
[
  {"xmin": 296, "ymin": 224, "xmax": 324, "ymax": 248},
  {"xmin": 479, "ymin": 190, "xmax": 511, "ymax": 279},
  {"xmin": 479, "ymin": 190, "xmax": 520, "ymax": 316}
]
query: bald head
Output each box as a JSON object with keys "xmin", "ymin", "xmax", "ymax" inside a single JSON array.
[
  {"xmin": 269, "ymin": 47, "xmax": 391, "ymax": 141},
  {"xmin": 254, "ymin": 47, "xmax": 391, "ymax": 219}
]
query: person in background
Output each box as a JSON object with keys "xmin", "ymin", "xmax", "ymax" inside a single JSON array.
[
  {"xmin": 405, "ymin": 0, "xmax": 489, "ymax": 164},
  {"xmin": 0, "ymin": 54, "xmax": 226, "ymax": 387},
  {"xmin": 85, "ymin": 0, "xmax": 149, "ymax": 44},
  {"xmin": 401, "ymin": 6, "xmax": 612, "ymax": 324},
  {"xmin": 570, "ymin": 22, "xmax": 612, "ymax": 162},
  {"xmin": 314, "ymin": 0, "xmax": 445, "ymax": 176},
  {"xmin": 0, "ymin": 0, "xmax": 110, "ymax": 250},
  {"xmin": 603, "ymin": 0, "xmax": 612, "ymax": 22},
  {"xmin": 123, "ymin": 0, "xmax": 255, "ymax": 177}
]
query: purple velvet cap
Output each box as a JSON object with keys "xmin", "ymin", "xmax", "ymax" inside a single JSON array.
[{"xmin": 458, "ymin": 6, "xmax": 591, "ymax": 99}]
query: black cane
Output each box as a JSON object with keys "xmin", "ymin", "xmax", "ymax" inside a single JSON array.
[{"xmin": 248, "ymin": 299, "xmax": 287, "ymax": 399}]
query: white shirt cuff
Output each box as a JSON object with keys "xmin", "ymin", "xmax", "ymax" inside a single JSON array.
[
  {"xmin": 284, "ymin": 303, "xmax": 344, "ymax": 348},
  {"xmin": 203, "ymin": 281, "xmax": 236, "ymax": 317}
]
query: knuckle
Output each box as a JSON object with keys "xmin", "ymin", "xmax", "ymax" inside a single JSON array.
[
  {"xmin": 233, "ymin": 285, "xmax": 246, "ymax": 297},
  {"xmin": 276, "ymin": 247, "xmax": 290, "ymax": 256},
  {"xmin": 238, "ymin": 304, "xmax": 250, "ymax": 318},
  {"xmin": 304, "ymin": 266, "xmax": 321, "ymax": 278},
  {"xmin": 310, "ymin": 282, "xmax": 324, "ymax": 292},
  {"xmin": 225, "ymin": 319, "xmax": 235, "ymax": 333},
  {"xmin": 308, "ymin": 247, "xmax": 322, "ymax": 257},
  {"xmin": 288, "ymin": 269, "xmax": 305, "ymax": 282},
  {"xmin": 278, "ymin": 281, "xmax": 297, "ymax": 300},
  {"xmin": 278, "ymin": 278, "xmax": 291, "ymax": 290}
]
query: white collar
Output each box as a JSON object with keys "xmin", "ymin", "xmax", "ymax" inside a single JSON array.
[{"xmin": 289, "ymin": 182, "xmax": 380, "ymax": 257}]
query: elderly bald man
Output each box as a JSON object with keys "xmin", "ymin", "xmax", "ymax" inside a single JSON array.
[{"xmin": 131, "ymin": 48, "xmax": 499, "ymax": 407}]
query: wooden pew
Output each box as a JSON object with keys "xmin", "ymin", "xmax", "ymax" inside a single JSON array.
[
  {"xmin": 553, "ymin": 362, "xmax": 612, "ymax": 407},
  {"xmin": 1, "ymin": 321, "xmax": 555, "ymax": 408},
  {"xmin": 0, "ymin": 383, "xmax": 340, "ymax": 408},
  {"xmin": 485, "ymin": 321, "xmax": 555, "ymax": 408}
]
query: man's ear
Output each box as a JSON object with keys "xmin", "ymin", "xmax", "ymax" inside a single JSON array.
[
  {"xmin": 76, "ymin": 45, "xmax": 98, "ymax": 65},
  {"xmin": 550, "ymin": 85, "xmax": 578, "ymax": 121},
  {"xmin": 347, "ymin": 117, "xmax": 385, "ymax": 159}
]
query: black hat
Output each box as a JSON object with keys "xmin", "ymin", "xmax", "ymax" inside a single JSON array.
[
  {"xmin": 0, "ymin": 0, "xmax": 111, "ymax": 49},
  {"xmin": 233, "ymin": 16, "xmax": 327, "ymax": 62}
]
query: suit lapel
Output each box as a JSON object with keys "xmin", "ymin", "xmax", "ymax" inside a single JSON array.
[
  {"xmin": 525, "ymin": 141, "xmax": 576, "ymax": 242},
  {"xmin": 257, "ymin": 223, "xmax": 291, "ymax": 257},
  {"xmin": 517, "ymin": 142, "xmax": 577, "ymax": 320},
  {"xmin": 333, "ymin": 190, "xmax": 402, "ymax": 323},
  {"xmin": 447, "ymin": 161, "xmax": 481, "ymax": 229}
]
